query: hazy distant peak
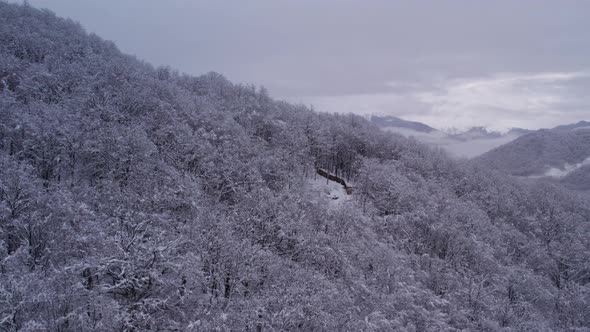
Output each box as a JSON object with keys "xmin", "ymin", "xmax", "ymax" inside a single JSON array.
[
  {"xmin": 369, "ymin": 115, "xmax": 436, "ymax": 133},
  {"xmin": 552, "ymin": 120, "xmax": 590, "ymax": 132},
  {"xmin": 449, "ymin": 126, "xmax": 503, "ymax": 141},
  {"xmin": 507, "ymin": 127, "xmax": 533, "ymax": 136}
]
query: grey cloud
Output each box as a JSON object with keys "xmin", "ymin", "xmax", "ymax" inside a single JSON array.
[{"xmin": 14, "ymin": 0, "xmax": 590, "ymax": 129}]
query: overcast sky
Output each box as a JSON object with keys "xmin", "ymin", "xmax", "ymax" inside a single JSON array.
[{"xmin": 15, "ymin": 0, "xmax": 590, "ymax": 130}]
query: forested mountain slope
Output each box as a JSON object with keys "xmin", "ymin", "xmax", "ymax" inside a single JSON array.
[
  {"xmin": 560, "ymin": 165, "xmax": 590, "ymax": 191},
  {"xmin": 474, "ymin": 127, "xmax": 590, "ymax": 177},
  {"xmin": 1, "ymin": 3, "xmax": 589, "ymax": 331}
]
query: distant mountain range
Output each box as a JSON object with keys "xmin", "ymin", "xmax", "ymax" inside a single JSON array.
[
  {"xmin": 371, "ymin": 116, "xmax": 590, "ymax": 191},
  {"xmin": 369, "ymin": 115, "xmax": 531, "ymax": 158},
  {"xmin": 370, "ymin": 115, "xmax": 436, "ymax": 133},
  {"xmin": 449, "ymin": 127, "xmax": 533, "ymax": 141}
]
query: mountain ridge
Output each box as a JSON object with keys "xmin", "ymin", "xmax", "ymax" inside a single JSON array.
[
  {"xmin": 370, "ymin": 115, "xmax": 436, "ymax": 133},
  {"xmin": 474, "ymin": 125, "xmax": 590, "ymax": 178}
]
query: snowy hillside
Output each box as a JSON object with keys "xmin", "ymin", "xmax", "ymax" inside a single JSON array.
[
  {"xmin": 306, "ymin": 176, "xmax": 352, "ymax": 209},
  {"xmin": 475, "ymin": 127, "xmax": 590, "ymax": 177},
  {"xmin": 1, "ymin": 3, "xmax": 589, "ymax": 331}
]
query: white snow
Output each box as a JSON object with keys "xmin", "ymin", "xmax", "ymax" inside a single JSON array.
[{"xmin": 306, "ymin": 176, "xmax": 352, "ymax": 209}]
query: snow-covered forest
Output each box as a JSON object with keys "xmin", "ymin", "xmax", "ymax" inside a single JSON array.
[{"xmin": 0, "ymin": 3, "xmax": 589, "ymax": 331}]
